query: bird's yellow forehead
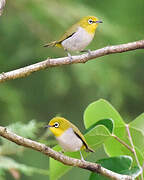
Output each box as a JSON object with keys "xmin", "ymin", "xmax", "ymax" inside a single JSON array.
[
  {"xmin": 84, "ymin": 16, "xmax": 98, "ymax": 21},
  {"xmin": 80, "ymin": 16, "xmax": 99, "ymax": 23}
]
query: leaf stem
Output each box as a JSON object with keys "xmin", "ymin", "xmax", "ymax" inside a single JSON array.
[{"xmin": 112, "ymin": 134, "xmax": 134, "ymax": 153}]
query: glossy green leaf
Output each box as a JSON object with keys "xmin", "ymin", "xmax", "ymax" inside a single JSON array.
[
  {"xmin": 129, "ymin": 113, "xmax": 144, "ymax": 156},
  {"xmin": 129, "ymin": 126, "xmax": 144, "ymax": 155},
  {"xmin": 121, "ymin": 167, "xmax": 141, "ymax": 178},
  {"xmin": 96, "ymin": 155, "xmax": 133, "ymax": 171},
  {"xmin": 85, "ymin": 119, "xmax": 114, "ymax": 134},
  {"xmin": 84, "ymin": 99, "xmax": 124, "ymax": 130},
  {"xmin": 129, "ymin": 113, "xmax": 144, "ymax": 135},
  {"xmin": 85, "ymin": 125, "xmax": 111, "ymax": 150},
  {"xmin": 50, "ymin": 145, "xmax": 81, "ymax": 180},
  {"xmin": 89, "ymin": 156, "xmax": 141, "ymax": 180}
]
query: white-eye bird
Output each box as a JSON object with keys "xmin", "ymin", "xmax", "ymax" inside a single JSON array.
[
  {"xmin": 45, "ymin": 117, "xmax": 94, "ymax": 160},
  {"xmin": 44, "ymin": 16, "xmax": 102, "ymax": 58}
]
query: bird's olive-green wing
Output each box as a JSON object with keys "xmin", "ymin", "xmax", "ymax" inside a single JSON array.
[
  {"xmin": 70, "ymin": 122, "xmax": 95, "ymax": 152},
  {"xmin": 70, "ymin": 123, "xmax": 89, "ymax": 148},
  {"xmin": 57, "ymin": 23, "xmax": 79, "ymax": 43}
]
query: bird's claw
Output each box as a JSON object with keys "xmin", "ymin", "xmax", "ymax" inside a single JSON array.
[
  {"xmin": 81, "ymin": 49, "xmax": 92, "ymax": 56},
  {"xmin": 67, "ymin": 52, "xmax": 73, "ymax": 62}
]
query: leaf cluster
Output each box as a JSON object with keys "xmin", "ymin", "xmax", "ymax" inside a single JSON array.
[{"xmin": 49, "ymin": 99, "xmax": 144, "ymax": 180}]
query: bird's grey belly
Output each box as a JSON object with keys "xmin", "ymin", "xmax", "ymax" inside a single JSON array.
[
  {"xmin": 56, "ymin": 128, "xmax": 83, "ymax": 152},
  {"xmin": 61, "ymin": 27, "xmax": 94, "ymax": 52}
]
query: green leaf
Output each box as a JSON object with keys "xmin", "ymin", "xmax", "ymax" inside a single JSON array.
[
  {"xmin": 129, "ymin": 113, "xmax": 144, "ymax": 135},
  {"xmin": 121, "ymin": 167, "xmax": 141, "ymax": 178},
  {"xmin": 129, "ymin": 126, "xmax": 144, "ymax": 156},
  {"xmin": 85, "ymin": 119, "xmax": 114, "ymax": 134},
  {"xmin": 129, "ymin": 113, "xmax": 144, "ymax": 156},
  {"xmin": 104, "ymin": 126, "xmax": 129, "ymax": 156},
  {"xmin": 128, "ymin": 113, "xmax": 144, "ymax": 157},
  {"xmin": 96, "ymin": 156, "xmax": 133, "ymax": 172},
  {"xmin": 0, "ymin": 156, "xmax": 49, "ymax": 176},
  {"xmin": 50, "ymin": 125, "xmax": 111, "ymax": 180},
  {"xmin": 89, "ymin": 156, "xmax": 141, "ymax": 180},
  {"xmin": 85, "ymin": 125, "xmax": 111, "ymax": 150},
  {"xmin": 96, "ymin": 119, "xmax": 113, "ymax": 134},
  {"xmin": 84, "ymin": 99, "xmax": 124, "ymax": 130},
  {"xmin": 49, "ymin": 145, "xmax": 74, "ymax": 180}
]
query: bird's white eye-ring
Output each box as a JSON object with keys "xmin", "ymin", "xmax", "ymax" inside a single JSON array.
[
  {"xmin": 88, "ymin": 19, "xmax": 93, "ymax": 24},
  {"xmin": 54, "ymin": 122, "xmax": 59, "ymax": 128}
]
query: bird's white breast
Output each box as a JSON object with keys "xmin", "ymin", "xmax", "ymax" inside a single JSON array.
[
  {"xmin": 56, "ymin": 128, "xmax": 83, "ymax": 152},
  {"xmin": 61, "ymin": 26, "xmax": 94, "ymax": 52}
]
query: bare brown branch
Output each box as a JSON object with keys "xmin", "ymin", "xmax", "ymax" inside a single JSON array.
[
  {"xmin": 0, "ymin": 39, "xmax": 144, "ymax": 83},
  {"xmin": 0, "ymin": 126, "xmax": 133, "ymax": 180}
]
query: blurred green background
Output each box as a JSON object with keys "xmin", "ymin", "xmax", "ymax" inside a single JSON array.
[{"xmin": 0, "ymin": 0, "xmax": 144, "ymax": 179}]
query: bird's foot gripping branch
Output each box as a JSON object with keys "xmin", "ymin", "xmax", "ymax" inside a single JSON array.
[{"xmin": 0, "ymin": 99, "xmax": 144, "ymax": 179}]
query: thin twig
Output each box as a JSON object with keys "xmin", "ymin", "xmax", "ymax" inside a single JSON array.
[
  {"xmin": 0, "ymin": 39, "xmax": 144, "ymax": 83},
  {"xmin": 0, "ymin": 126, "xmax": 132, "ymax": 180},
  {"xmin": 126, "ymin": 124, "xmax": 143, "ymax": 180}
]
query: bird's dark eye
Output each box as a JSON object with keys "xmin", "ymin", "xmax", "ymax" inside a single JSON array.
[
  {"xmin": 88, "ymin": 19, "xmax": 93, "ymax": 24},
  {"xmin": 54, "ymin": 122, "xmax": 59, "ymax": 128}
]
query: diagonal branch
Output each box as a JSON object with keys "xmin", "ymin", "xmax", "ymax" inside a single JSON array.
[
  {"xmin": 0, "ymin": 126, "xmax": 132, "ymax": 180},
  {"xmin": 0, "ymin": 39, "xmax": 144, "ymax": 83}
]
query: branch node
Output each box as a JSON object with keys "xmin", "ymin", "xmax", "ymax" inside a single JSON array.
[
  {"xmin": 86, "ymin": 163, "xmax": 101, "ymax": 173},
  {"xmin": 4, "ymin": 127, "xmax": 7, "ymax": 132},
  {"xmin": 44, "ymin": 145, "xmax": 48, "ymax": 151},
  {"xmin": 1, "ymin": 72, "xmax": 7, "ymax": 80},
  {"xmin": 46, "ymin": 58, "xmax": 51, "ymax": 66}
]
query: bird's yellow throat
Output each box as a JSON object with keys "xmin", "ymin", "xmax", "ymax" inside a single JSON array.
[
  {"xmin": 80, "ymin": 22, "xmax": 98, "ymax": 34},
  {"xmin": 49, "ymin": 126, "xmax": 64, "ymax": 137}
]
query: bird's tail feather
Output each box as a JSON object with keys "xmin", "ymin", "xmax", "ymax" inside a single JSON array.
[
  {"xmin": 43, "ymin": 41, "xmax": 57, "ymax": 47},
  {"xmin": 86, "ymin": 146, "xmax": 95, "ymax": 153},
  {"xmin": 43, "ymin": 41, "xmax": 62, "ymax": 48}
]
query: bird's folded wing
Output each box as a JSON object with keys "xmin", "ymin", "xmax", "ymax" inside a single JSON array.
[
  {"xmin": 70, "ymin": 123, "xmax": 89, "ymax": 149},
  {"xmin": 57, "ymin": 23, "xmax": 78, "ymax": 43},
  {"xmin": 71, "ymin": 123, "xmax": 95, "ymax": 152}
]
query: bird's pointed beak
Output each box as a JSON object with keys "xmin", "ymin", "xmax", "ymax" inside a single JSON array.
[
  {"xmin": 95, "ymin": 20, "xmax": 103, "ymax": 23},
  {"xmin": 44, "ymin": 125, "xmax": 52, "ymax": 128}
]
